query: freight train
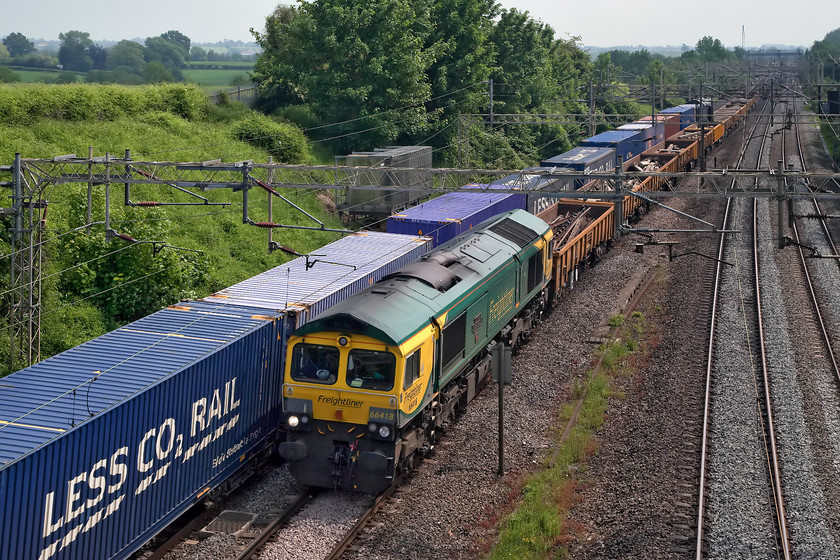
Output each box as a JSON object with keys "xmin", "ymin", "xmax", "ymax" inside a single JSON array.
[
  {"xmin": 0, "ymin": 94, "xmax": 758, "ymax": 559},
  {"xmin": 279, "ymin": 209, "xmax": 552, "ymax": 492},
  {"xmin": 279, "ymin": 94, "xmax": 759, "ymax": 492}
]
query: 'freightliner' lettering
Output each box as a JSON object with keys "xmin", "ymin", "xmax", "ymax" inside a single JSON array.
[{"xmin": 318, "ymin": 395, "xmax": 363, "ymax": 408}]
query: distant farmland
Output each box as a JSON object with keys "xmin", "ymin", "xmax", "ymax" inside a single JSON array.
[{"xmin": 183, "ymin": 68, "xmax": 252, "ymax": 88}]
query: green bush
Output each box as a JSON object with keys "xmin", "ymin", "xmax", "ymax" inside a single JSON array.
[
  {"xmin": 274, "ymin": 104, "xmax": 320, "ymax": 129},
  {"xmin": 0, "ymin": 65, "xmax": 20, "ymax": 83},
  {"xmin": 231, "ymin": 113, "xmax": 308, "ymax": 162},
  {"xmin": 55, "ymin": 188, "xmax": 211, "ymax": 325},
  {"xmin": 50, "ymin": 71, "xmax": 79, "ymax": 84}
]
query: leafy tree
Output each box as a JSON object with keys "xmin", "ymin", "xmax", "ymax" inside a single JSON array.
[
  {"xmin": 253, "ymin": 0, "xmax": 436, "ymax": 152},
  {"xmin": 144, "ymin": 60, "xmax": 175, "ymax": 83},
  {"xmin": 645, "ymin": 59, "xmax": 664, "ymax": 85},
  {"xmin": 145, "ymin": 35, "xmax": 186, "ymax": 80},
  {"xmin": 824, "ymin": 27, "xmax": 840, "ymax": 45},
  {"xmin": 58, "ymin": 30, "xmax": 94, "ymax": 71},
  {"xmin": 2, "ymin": 32, "xmax": 36, "ymax": 57},
  {"xmin": 0, "ymin": 44, "xmax": 9, "ymax": 61},
  {"xmin": 809, "ymin": 36, "xmax": 840, "ymax": 81},
  {"xmin": 160, "ymin": 30, "xmax": 191, "ymax": 54},
  {"xmin": 606, "ymin": 49, "xmax": 652, "ymax": 78},
  {"xmin": 252, "ymin": 5, "xmax": 305, "ymax": 107},
  {"xmin": 189, "ymin": 46, "xmax": 207, "ymax": 61},
  {"xmin": 106, "ymin": 40, "xmax": 146, "ymax": 75},
  {"xmin": 695, "ymin": 36, "xmax": 729, "ymax": 62},
  {"xmin": 88, "ymin": 44, "xmax": 107, "ymax": 70},
  {"xmin": 489, "ymin": 9, "xmax": 560, "ymax": 113},
  {"xmin": 425, "ymin": 0, "xmax": 497, "ymax": 120}
]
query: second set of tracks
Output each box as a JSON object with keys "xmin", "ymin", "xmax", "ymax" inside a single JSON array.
[{"xmin": 695, "ymin": 76, "xmax": 840, "ymax": 557}]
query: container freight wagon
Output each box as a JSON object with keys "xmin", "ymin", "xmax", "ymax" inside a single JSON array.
[
  {"xmin": 644, "ymin": 138, "xmax": 699, "ymax": 171},
  {"xmin": 580, "ymin": 130, "xmax": 647, "ymax": 167},
  {"xmin": 540, "ymin": 147, "xmax": 615, "ymax": 190},
  {"xmin": 337, "ymin": 146, "xmax": 432, "ymax": 219},
  {"xmin": 387, "ymin": 191, "xmax": 525, "ymax": 247},
  {"xmin": 0, "ymin": 232, "xmax": 431, "ymax": 560},
  {"xmin": 537, "ymin": 200, "xmax": 615, "ymax": 294}
]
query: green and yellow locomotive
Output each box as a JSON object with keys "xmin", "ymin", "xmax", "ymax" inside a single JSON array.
[{"xmin": 278, "ymin": 210, "xmax": 553, "ymax": 492}]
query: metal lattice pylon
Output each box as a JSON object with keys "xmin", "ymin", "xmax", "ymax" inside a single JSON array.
[{"xmin": 5, "ymin": 154, "xmax": 45, "ymax": 369}]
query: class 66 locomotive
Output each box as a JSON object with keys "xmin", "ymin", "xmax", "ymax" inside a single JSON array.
[{"xmin": 278, "ymin": 209, "xmax": 553, "ymax": 493}]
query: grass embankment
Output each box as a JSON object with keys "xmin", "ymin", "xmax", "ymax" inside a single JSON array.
[
  {"xmin": 487, "ymin": 309, "xmax": 654, "ymax": 559},
  {"xmin": 0, "ymin": 83, "xmax": 340, "ymax": 374}
]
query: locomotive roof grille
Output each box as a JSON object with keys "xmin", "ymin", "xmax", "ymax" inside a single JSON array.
[
  {"xmin": 489, "ymin": 218, "xmax": 539, "ymax": 248},
  {"xmin": 385, "ymin": 261, "xmax": 460, "ymax": 292}
]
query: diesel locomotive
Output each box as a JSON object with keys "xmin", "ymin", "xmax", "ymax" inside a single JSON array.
[{"xmin": 278, "ymin": 209, "xmax": 553, "ymax": 492}]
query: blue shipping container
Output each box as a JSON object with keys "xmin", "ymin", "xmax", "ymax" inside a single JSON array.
[
  {"xmin": 580, "ymin": 130, "xmax": 647, "ymax": 166},
  {"xmin": 0, "ymin": 232, "xmax": 431, "ymax": 560},
  {"xmin": 660, "ymin": 104, "xmax": 696, "ymax": 129},
  {"xmin": 540, "ymin": 147, "xmax": 615, "ymax": 190},
  {"xmin": 387, "ymin": 191, "xmax": 524, "ymax": 247}
]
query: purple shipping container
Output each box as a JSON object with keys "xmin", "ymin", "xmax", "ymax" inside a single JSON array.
[
  {"xmin": 580, "ymin": 130, "xmax": 646, "ymax": 166},
  {"xmin": 387, "ymin": 191, "xmax": 525, "ymax": 247},
  {"xmin": 0, "ymin": 232, "xmax": 431, "ymax": 560}
]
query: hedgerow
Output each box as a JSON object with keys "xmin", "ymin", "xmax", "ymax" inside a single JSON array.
[{"xmin": 0, "ymin": 83, "xmax": 209, "ymax": 125}]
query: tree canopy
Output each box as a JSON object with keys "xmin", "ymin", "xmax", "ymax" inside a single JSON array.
[
  {"xmin": 252, "ymin": 1, "xmax": 591, "ymax": 165},
  {"xmin": 2, "ymin": 32, "xmax": 36, "ymax": 57},
  {"xmin": 58, "ymin": 30, "xmax": 94, "ymax": 71},
  {"xmin": 252, "ymin": 0, "xmax": 436, "ymax": 152},
  {"xmin": 809, "ymin": 27, "xmax": 840, "ymax": 81}
]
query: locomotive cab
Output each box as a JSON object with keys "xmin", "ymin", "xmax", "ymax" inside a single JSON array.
[{"xmin": 279, "ymin": 329, "xmax": 432, "ymax": 493}]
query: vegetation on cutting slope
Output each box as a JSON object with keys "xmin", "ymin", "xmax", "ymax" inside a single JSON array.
[{"xmin": 0, "ymin": 83, "xmax": 336, "ymax": 375}]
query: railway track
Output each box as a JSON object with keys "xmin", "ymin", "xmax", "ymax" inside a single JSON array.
[
  {"xmin": 696, "ymin": 75, "xmax": 840, "ymax": 557},
  {"xmin": 695, "ymin": 93, "xmax": 793, "ymax": 558},
  {"xmin": 786, "ymin": 97, "xmax": 840, "ymax": 389},
  {"xmin": 231, "ymin": 489, "xmax": 316, "ymax": 560}
]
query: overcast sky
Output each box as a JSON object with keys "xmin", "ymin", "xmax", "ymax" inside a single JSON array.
[{"xmin": 2, "ymin": 0, "xmax": 833, "ymax": 49}]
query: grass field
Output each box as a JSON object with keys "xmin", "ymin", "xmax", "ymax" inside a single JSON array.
[
  {"xmin": 183, "ymin": 68, "xmax": 252, "ymax": 88},
  {"xmin": 11, "ymin": 68, "xmax": 82, "ymax": 83},
  {"xmin": 3, "ymin": 66, "xmax": 250, "ymax": 88},
  {"xmin": 185, "ymin": 61, "xmax": 254, "ymax": 70}
]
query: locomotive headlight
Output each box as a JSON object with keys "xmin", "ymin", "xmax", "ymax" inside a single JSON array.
[
  {"xmin": 368, "ymin": 422, "xmax": 378, "ymax": 433},
  {"xmin": 378, "ymin": 425, "xmax": 391, "ymax": 438},
  {"xmin": 287, "ymin": 415, "xmax": 300, "ymax": 428},
  {"xmin": 300, "ymin": 414, "xmax": 309, "ymax": 424}
]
